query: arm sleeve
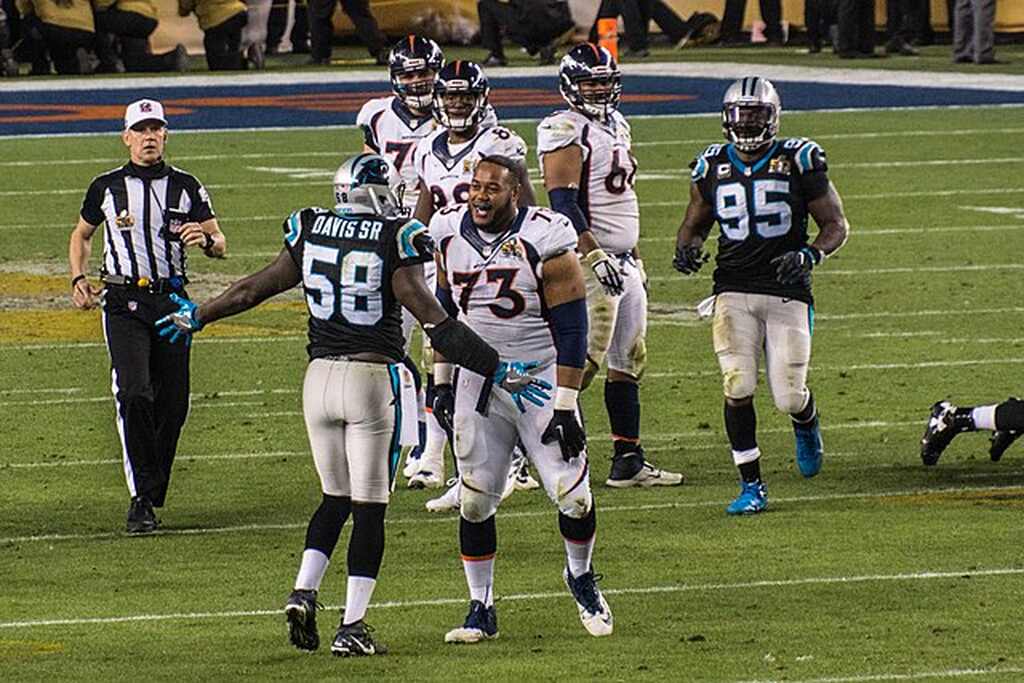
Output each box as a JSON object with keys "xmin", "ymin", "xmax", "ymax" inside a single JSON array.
[
  {"xmin": 80, "ymin": 178, "xmax": 106, "ymax": 226},
  {"xmin": 548, "ymin": 299, "xmax": 587, "ymax": 369},
  {"xmin": 548, "ymin": 187, "xmax": 589, "ymax": 235},
  {"xmin": 794, "ymin": 140, "xmax": 830, "ymax": 201}
]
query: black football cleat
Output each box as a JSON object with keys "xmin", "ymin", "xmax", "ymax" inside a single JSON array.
[
  {"xmin": 921, "ymin": 401, "xmax": 961, "ymax": 466},
  {"xmin": 989, "ymin": 431, "xmax": 1021, "ymax": 462},
  {"xmin": 125, "ymin": 496, "xmax": 159, "ymax": 534},
  {"xmin": 331, "ymin": 619, "xmax": 387, "ymax": 656},
  {"xmin": 284, "ymin": 589, "xmax": 321, "ymax": 652}
]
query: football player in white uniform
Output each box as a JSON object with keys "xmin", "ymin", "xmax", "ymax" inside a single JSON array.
[
  {"xmin": 357, "ymin": 35, "xmax": 445, "ymax": 482},
  {"xmin": 538, "ymin": 43, "xmax": 683, "ymax": 489},
  {"xmin": 432, "ymin": 155, "xmax": 613, "ymax": 643},
  {"xmin": 409, "ymin": 59, "xmax": 539, "ymax": 496}
]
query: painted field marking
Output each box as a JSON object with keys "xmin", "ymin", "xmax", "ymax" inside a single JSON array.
[
  {"xmin": 5, "ymin": 450, "xmax": 307, "ymax": 469},
  {"xmin": 1, "ymin": 564, "xmax": 1022, "ymax": 630},
  {"xmin": 738, "ymin": 666, "xmax": 1024, "ymax": 683},
  {"xmin": 4, "ymin": 482, "xmax": 1021, "ymax": 546},
  {"xmin": 0, "ymin": 387, "xmax": 82, "ymax": 395}
]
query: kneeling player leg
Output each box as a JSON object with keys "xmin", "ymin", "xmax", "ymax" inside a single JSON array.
[{"xmin": 344, "ymin": 501, "xmax": 387, "ymax": 626}]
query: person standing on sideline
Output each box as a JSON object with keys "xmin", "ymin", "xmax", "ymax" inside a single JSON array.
[
  {"xmin": 68, "ymin": 99, "xmax": 226, "ymax": 534},
  {"xmin": 307, "ymin": 0, "xmax": 386, "ymax": 65},
  {"xmin": 673, "ymin": 77, "xmax": 849, "ymax": 515},
  {"xmin": 953, "ymin": 0, "xmax": 999, "ymax": 64},
  {"xmin": 156, "ymin": 153, "xmax": 550, "ymax": 656}
]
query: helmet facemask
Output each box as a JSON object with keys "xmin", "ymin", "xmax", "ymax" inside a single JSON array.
[
  {"xmin": 333, "ymin": 155, "xmax": 405, "ymax": 217},
  {"xmin": 391, "ymin": 67, "xmax": 436, "ymax": 113},
  {"xmin": 434, "ymin": 88, "xmax": 488, "ymax": 133},
  {"xmin": 722, "ymin": 102, "xmax": 778, "ymax": 152},
  {"xmin": 562, "ymin": 70, "xmax": 621, "ymax": 121}
]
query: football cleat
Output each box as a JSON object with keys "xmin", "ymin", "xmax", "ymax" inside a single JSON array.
[
  {"xmin": 126, "ymin": 496, "xmax": 159, "ymax": 534},
  {"xmin": 564, "ymin": 567, "xmax": 613, "ymax": 637},
  {"xmin": 402, "ymin": 445, "xmax": 422, "ymax": 479},
  {"xmin": 726, "ymin": 479, "xmax": 768, "ymax": 516},
  {"xmin": 511, "ymin": 443, "xmax": 540, "ymax": 491},
  {"xmin": 793, "ymin": 414, "xmax": 824, "ymax": 478},
  {"xmin": 331, "ymin": 619, "xmax": 387, "ymax": 656},
  {"xmin": 426, "ymin": 478, "xmax": 461, "ymax": 512},
  {"xmin": 990, "ymin": 430, "xmax": 1021, "ymax": 462},
  {"xmin": 284, "ymin": 589, "xmax": 321, "ymax": 652},
  {"xmin": 605, "ymin": 449, "xmax": 684, "ymax": 488},
  {"xmin": 921, "ymin": 401, "xmax": 961, "ymax": 466},
  {"xmin": 445, "ymin": 600, "xmax": 498, "ymax": 643},
  {"xmin": 408, "ymin": 467, "xmax": 445, "ymax": 490}
]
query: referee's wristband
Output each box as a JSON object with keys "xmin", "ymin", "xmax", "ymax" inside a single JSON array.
[
  {"xmin": 202, "ymin": 232, "xmax": 215, "ymax": 251},
  {"xmin": 71, "ymin": 274, "xmax": 86, "ymax": 288}
]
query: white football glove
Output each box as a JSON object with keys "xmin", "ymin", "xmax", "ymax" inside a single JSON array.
[{"xmin": 585, "ymin": 248, "xmax": 624, "ymax": 296}]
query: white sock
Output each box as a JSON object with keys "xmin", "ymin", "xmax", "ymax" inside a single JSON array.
[
  {"xmin": 462, "ymin": 556, "xmax": 495, "ymax": 607},
  {"xmin": 423, "ymin": 410, "xmax": 448, "ymax": 460},
  {"xmin": 294, "ymin": 549, "xmax": 330, "ymax": 591},
  {"xmin": 564, "ymin": 536, "xmax": 595, "ymax": 578},
  {"xmin": 343, "ymin": 575, "xmax": 377, "ymax": 625},
  {"xmin": 973, "ymin": 405, "xmax": 998, "ymax": 431},
  {"xmin": 416, "ymin": 386, "xmax": 426, "ymax": 422}
]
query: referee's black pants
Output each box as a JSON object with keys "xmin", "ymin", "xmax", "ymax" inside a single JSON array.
[{"xmin": 102, "ymin": 286, "xmax": 190, "ymax": 508}]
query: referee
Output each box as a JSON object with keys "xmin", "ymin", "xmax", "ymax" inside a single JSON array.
[{"xmin": 68, "ymin": 99, "xmax": 226, "ymax": 533}]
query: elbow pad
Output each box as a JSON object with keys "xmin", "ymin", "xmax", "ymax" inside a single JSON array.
[
  {"xmin": 425, "ymin": 318, "xmax": 499, "ymax": 378},
  {"xmin": 548, "ymin": 187, "xmax": 589, "ymax": 235},
  {"xmin": 548, "ymin": 299, "xmax": 588, "ymax": 368}
]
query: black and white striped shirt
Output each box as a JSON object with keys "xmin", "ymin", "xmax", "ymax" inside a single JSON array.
[{"xmin": 80, "ymin": 161, "xmax": 215, "ymax": 281}]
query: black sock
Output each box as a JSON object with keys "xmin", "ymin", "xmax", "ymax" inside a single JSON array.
[
  {"xmin": 791, "ymin": 392, "xmax": 816, "ymax": 424},
  {"xmin": 995, "ymin": 397, "xmax": 1024, "ymax": 432},
  {"xmin": 724, "ymin": 400, "xmax": 757, "ymax": 452},
  {"xmin": 460, "ymin": 515, "xmax": 497, "ymax": 557},
  {"xmin": 304, "ymin": 494, "xmax": 351, "ymax": 556},
  {"xmin": 347, "ymin": 502, "xmax": 387, "ymax": 579},
  {"xmin": 558, "ymin": 505, "xmax": 596, "ymax": 542},
  {"xmin": 952, "ymin": 407, "xmax": 977, "ymax": 432},
  {"xmin": 738, "ymin": 459, "xmax": 762, "ymax": 483},
  {"xmin": 605, "ymin": 380, "xmax": 640, "ymax": 455}
]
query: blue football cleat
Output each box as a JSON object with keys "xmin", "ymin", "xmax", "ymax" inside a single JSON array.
[
  {"xmin": 444, "ymin": 600, "xmax": 498, "ymax": 644},
  {"xmin": 726, "ymin": 479, "xmax": 768, "ymax": 515},
  {"xmin": 793, "ymin": 415, "xmax": 824, "ymax": 478}
]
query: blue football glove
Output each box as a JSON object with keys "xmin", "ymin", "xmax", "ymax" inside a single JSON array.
[
  {"xmin": 156, "ymin": 293, "xmax": 204, "ymax": 345},
  {"xmin": 493, "ymin": 360, "xmax": 553, "ymax": 412},
  {"xmin": 771, "ymin": 246, "xmax": 822, "ymax": 286}
]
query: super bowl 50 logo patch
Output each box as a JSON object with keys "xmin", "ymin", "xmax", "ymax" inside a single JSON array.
[
  {"xmin": 498, "ymin": 239, "xmax": 523, "ymax": 260},
  {"xmin": 769, "ymin": 157, "xmax": 791, "ymax": 175},
  {"xmin": 115, "ymin": 210, "xmax": 135, "ymax": 229}
]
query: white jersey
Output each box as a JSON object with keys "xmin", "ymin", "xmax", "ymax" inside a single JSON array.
[
  {"xmin": 357, "ymin": 96, "xmax": 437, "ymax": 210},
  {"xmin": 537, "ymin": 109, "xmax": 639, "ymax": 255},
  {"xmin": 414, "ymin": 124, "xmax": 527, "ymax": 214},
  {"xmin": 431, "ymin": 205, "xmax": 577, "ymax": 367}
]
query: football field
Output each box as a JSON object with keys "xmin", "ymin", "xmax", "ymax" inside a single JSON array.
[{"xmin": 2, "ymin": 106, "xmax": 1024, "ymax": 681}]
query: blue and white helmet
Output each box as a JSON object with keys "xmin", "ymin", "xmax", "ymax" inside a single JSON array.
[
  {"xmin": 558, "ymin": 43, "xmax": 622, "ymax": 121},
  {"xmin": 722, "ymin": 76, "xmax": 781, "ymax": 152},
  {"xmin": 333, "ymin": 153, "xmax": 404, "ymax": 216},
  {"xmin": 432, "ymin": 60, "xmax": 490, "ymax": 133},
  {"xmin": 388, "ymin": 34, "xmax": 445, "ymax": 112}
]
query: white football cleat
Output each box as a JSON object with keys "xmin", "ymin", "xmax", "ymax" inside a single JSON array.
[
  {"xmin": 425, "ymin": 478, "xmax": 461, "ymax": 512},
  {"xmin": 402, "ymin": 447, "xmax": 421, "ymax": 479},
  {"xmin": 564, "ymin": 567, "xmax": 613, "ymax": 637},
  {"xmin": 408, "ymin": 453, "xmax": 445, "ymax": 489}
]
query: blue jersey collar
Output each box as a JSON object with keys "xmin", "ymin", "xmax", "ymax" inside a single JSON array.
[{"xmin": 727, "ymin": 141, "xmax": 779, "ymax": 177}]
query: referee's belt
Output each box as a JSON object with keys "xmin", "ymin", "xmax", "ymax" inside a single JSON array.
[{"xmin": 100, "ymin": 273, "xmax": 188, "ymax": 294}]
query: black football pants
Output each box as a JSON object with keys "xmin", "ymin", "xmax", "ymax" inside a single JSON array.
[{"xmin": 103, "ymin": 286, "xmax": 190, "ymax": 507}]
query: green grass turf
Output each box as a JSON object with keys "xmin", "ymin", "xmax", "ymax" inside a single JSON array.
[{"xmin": 2, "ymin": 106, "xmax": 1024, "ymax": 681}]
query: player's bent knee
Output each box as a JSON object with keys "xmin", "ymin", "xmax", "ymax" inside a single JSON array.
[
  {"xmin": 557, "ymin": 487, "xmax": 592, "ymax": 519},
  {"xmin": 722, "ymin": 367, "xmax": 757, "ymax": 400},
  {"xmin": 460, "ymin": 486, "xmax": 501, "ymax": 523},
  {"xmin": 773, "ymin": 389, "xmax": 808, "ymax": 415}
]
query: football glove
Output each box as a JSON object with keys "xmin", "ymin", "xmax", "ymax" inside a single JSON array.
[
  {"xmin": 432, "ymin": 383, "xmax": 455, "ymax": 434},
  {"xmin": 156, "ymin": 293, "xmax": 204, "ymax": 345},
  {"xmin": 771, "ymin": 246, "xmax": 823, "ymax": 286},
  {"xmin": 585, "ymin": 248, "xmax": 624, "ymax": 296},
  {"xmin": 541, "ymin": 409, "xmax": 587, "ymax": 461},
  {"xmin": 673, "ymin": 244, "xmax": 709, "ymax": 274},
  {"xmin": 493, "ymin": 361, "xmax": 553, "ymax": 412}
]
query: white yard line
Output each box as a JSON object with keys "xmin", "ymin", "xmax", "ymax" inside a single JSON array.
[
  {"xmin": 647, "ymin": 264, "xmax": 1024, "ymax": 282},
  {"xmin": 0, "ymin": 387, "xmax": 82, "ymax": 395},
  {"xmin": 1, "ymin": 563, "xmax": 1022, "ymax": 630},
  {"xmin": 5, "ymin": 450, "xmax": 307, "ymax": 469},
  {"xmin": 739, "ymin": 666, "xmax": 1024, "ymax": 683},
  {"xmin": 5, "ymin": 481, "xmax": 1019, "ymax": 547}
]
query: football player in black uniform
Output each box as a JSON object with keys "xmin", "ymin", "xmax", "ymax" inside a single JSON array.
[
  {"xmin": 673, "ymin": 77, "xmax": 850, "ymax": 515},
  {"xmin": 156, "ymin": 154, "xmax": 550, "ymax": 656},
  {"xmin": 921, "ymin": 397, "xmax": 1024, "ymax": 465}
]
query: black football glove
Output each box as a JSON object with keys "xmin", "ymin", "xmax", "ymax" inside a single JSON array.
[
  {"xmin": 432, "ymin": 383, "xmax": 455, "ymax": 435},
  {"xmin": 771, "ymin": 246, "xmax": 823, "ymax": 286},
  {"xmin": 673, "ymin": 244, "xmax": 709, "ymax": 275},
  {"xmin": 541, "ymin": 409, "xmax": 587, "ymax": 462}
]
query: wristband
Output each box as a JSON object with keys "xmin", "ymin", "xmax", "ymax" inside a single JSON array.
[
  {"xmin": 202, "ymin": 232, "xmax": 215, "ymax": 251},
  {"xmin": 802, "ymin": 246, "xmax": 824, "ymax": 265},
  {"xmin": 434, "ymin": 361, "xmax": 454, "ymax": 384},
  {"xmin": 554, "ymin": 386, "xmax": 579, "ymax": 411},
  {"xmin": 583, "ymin": 248, "xmax": 609, "ymax": 268},
  {"xmin": 71, "ymin": 274, "xmax": 86, "ymax": 288}
]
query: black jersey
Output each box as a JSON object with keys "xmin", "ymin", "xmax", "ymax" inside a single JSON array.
[
  {"xmin": 283, "ymin": 207, "xmax": 433, "ymax": 361},
  {"xmin": 690, "ymin": 138, "xmax": 831, "ymax": 304}
]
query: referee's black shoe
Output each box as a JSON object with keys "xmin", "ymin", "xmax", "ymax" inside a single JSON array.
[{"xmin": 126, "ymin": 496, "xmax": 159, "ymax": 534}]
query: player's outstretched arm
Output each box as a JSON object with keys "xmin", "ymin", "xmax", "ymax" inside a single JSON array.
[
  {"xmin": 673, "ymin": 183, "xmax": 714, "ymax": 275},
  {"xmin": 156, "ymin": 248, "xmax": 301, "ymax": 343}
]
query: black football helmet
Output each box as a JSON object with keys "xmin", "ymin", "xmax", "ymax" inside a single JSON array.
[
  {"xmin": 432, "ymin": 60, "xmax": 490, "ymax": 133},
  {"xmin": 721, "ymin": 76, "xmax": 781, "ymax": 152},
  {"xmin": 388, "ymin": 35, "xmax": 445, "ymax": 112},
  {"xmin": 558, "ymin": 43, "xmax": 622, "ymax": 121}
]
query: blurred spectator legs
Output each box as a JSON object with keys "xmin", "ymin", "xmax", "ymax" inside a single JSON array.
[
  {"xmin": 885, "ymin": 0, "xmax": 920, "ymax": 55},
  {"xmin": 721, "ymin": 0, "xmax": 783, "ymax": 44},
  {"xmin": 204, "ymin": 10, "xmax": 248, "ymax": 69},
  {"xmin": 94, "ymin": 9, "xmax": 188, "ymax": 72},
  {"xmin": 621, "ymin": 0, "xmax": 695, "ymax": 55},
  {"xmin": 0, "ymin": 5, "xmax": 17, "ymax": 76},
  {"xmin": 836, "ymin": 0, "xmax": 876, "ymax": 57},
  {"xmin": 952, "ymin": 0, "xmax": 996, "ymax": 63},
  {"xmin": 243, "ymin": 0, "xmax": 271, "ymax": 67},
  {"xmin": 309, "ymin": 0, "xmax": 386, "ymax": 64},
  {"xmin": 477, "ymin": 0, "xmax": 510, "ymax": 65},
  {"xmin": 803, "ymin": 0, "xmax": 836, "ymax": 52},
  {"xmin": 266, "ymin": 0, "xmax": 308, "ymax": 54}
]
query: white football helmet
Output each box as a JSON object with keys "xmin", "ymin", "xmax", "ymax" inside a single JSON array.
[
  {"xmin": 721, "ymin": 76, "xmax": 781, "ymax": 152},
  {"xmin": 333, "ymin": 153, "xmax": 406, "ymax": 216}
]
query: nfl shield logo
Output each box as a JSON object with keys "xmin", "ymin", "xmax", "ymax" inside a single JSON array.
[{"xmin": 140, "ymin": 102, "xmax": 152, "ymax": 113}]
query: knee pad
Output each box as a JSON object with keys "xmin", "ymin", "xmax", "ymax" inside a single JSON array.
[
  {"xmin": 557, "ymin": 485, "xmax": 593, "ymax": 520},
  {"xmin": 459, "ymin": 483, "xmax": 501, "ymax": 523},
  {"xmin": 773, "ymin": 388, "xmax": 809, "ymax": 415},
  {"xmin": 721, "ymin": 363, "xmax": 757, "ymax": 400}
]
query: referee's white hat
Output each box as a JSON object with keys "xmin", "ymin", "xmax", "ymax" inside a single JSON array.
[{"xmin": 124, "ymin": 99, "xmax": 168, "ymax": 130}]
